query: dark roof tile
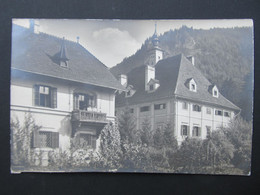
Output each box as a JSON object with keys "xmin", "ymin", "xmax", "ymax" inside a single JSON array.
[
  {"xmin": 11, "ymin": 24, "xmax": 124, "ymax": 91},
  {"xmin": 116, "ymin": 54, "xmax": 239, "ymax": 110}
]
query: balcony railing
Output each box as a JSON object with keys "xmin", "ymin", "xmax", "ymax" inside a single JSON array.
[{"xmin": 72, "ymin": 110, "xmax": 108, "ymax": 123}]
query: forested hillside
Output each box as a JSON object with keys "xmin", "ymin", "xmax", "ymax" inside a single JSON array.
[{"xmin": 110, "ymin": 26, "xmax": 253, "ymax": 120}]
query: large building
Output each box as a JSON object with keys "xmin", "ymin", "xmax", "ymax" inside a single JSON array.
[
  {"xmin": 10, "ymin": 21, "xmax": 124, "ymax": 161},
  {"xmin": 115, "ymin": 26, "xmax": 240, "ymax": 144}
]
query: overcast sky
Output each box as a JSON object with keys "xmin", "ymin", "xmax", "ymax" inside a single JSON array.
[{"xmin": 13, "ymin": 19, "xmax": 253, "ymax": 68}]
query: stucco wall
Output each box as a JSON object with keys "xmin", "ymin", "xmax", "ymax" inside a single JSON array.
[
  {"xmin": 11, "ymin": 72, "xmax": 116, "ymax": 150},
  {"xmin": 116, "ymin": 97, "xmax": 236, "ymax": 145}
]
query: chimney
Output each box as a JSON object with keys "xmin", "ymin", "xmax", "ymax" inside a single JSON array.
[
  {"xmin": 29, "ymin": 19, "xmax": 40, "ymax": 34},
  {"xmin": 118, "ymin": 74, "xmax": 127, "ymax": 87},
  {"xmin": 76, "ymin": 36, "xmax": 80, "ymax": 44},
  {"xmin": 187, "ymin": 55, "xmax": 195, "ymax": 66},
  {"xmin": 145, "ymin": 65, "xmax": 155, "ymax": 91}
]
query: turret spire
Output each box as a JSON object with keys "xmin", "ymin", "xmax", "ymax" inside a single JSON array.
[
  {"xmin": 154, "ymin": 22, "xmax": 157, "ymax": 36},
  {"xmin": 152, "ymin": 22, "xmax": 159, "ymax": 47},
  {"xmin": 58, "ymin": 37, "xmax": 69, "ymax": 67},
  {"xmin": 60, "ymin": 37, "xmax": 69, "ymax": 61}
]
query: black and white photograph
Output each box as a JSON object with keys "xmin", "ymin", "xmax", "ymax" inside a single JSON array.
[{"xmin": 10, "ymin": 19, "xmax": 253, "ymax": 175}]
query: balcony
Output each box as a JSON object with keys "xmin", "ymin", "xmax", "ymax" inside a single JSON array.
[{"xmin": 71, "ymin": 110, "xmax": 108, "ymax": 124}]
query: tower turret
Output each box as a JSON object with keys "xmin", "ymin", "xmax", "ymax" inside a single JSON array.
[{"xmin": 145, "ymin": 22, "xmax": 164, "ymax": 66}]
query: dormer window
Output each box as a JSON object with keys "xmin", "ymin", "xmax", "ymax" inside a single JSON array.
[
  {"xmin": 149, "ymin": 84, "xmax": 154, "ymax": 91},
  {"xmin": 191, "ymin": 84, "xmax": 196, "ymax": 90},
  {"xmin": 126, "ymin": 90, "xmax": 131, "ymax": 97},
  {"xmin": 125, "ymin": 85, "xmax": 136, "ymax": 97},
  {"xmin": 187, "ymin": 78, "xmax": 197, "ymax": 92},
  {"xmin": 212, "ymin": 85, "xmax": 219, "ymax": 98},
  {"xmin": 147, "ymin": 78, "xmax": 160, "ymax": 92},
  {"xmin": 60, "ymin": 61, "xmax": 68, "ymax": 68}
]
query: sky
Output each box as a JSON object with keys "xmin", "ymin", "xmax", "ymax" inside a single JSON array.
[{"xmin": 13, "ymin": 19, "xmax": 253, "ymax": 68}]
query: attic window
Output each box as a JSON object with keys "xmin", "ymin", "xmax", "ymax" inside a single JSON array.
[
  {"xmin": 188, "ymin": 78, "xmax": 197, "ymax": 92},
  {"xmin": 125, "ymin": 87, "xmax": 136, "ymax": 97},
  {"xmin": 60, "ymin": 61, "xmax": 68, "ymax": 68},
  {"xmin": 212, "ymin": 85, "xmax": 219, "ymax": 98},
  {"xmin": 149, "ymin": 84, "xmax": 154, "ymax": 91}
]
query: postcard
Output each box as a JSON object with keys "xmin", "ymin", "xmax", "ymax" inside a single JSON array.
[{"xmin": 10, "ymin": 19, "xmax": 253, "ymax": 175}]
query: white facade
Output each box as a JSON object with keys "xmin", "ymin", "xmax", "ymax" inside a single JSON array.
[
  {"xmin": 11, "ymin": 71, "xmax": 116, "ymax": 152},
  {"xmin": 116, "ymin": 97, "xmax": 235, "ymax": 145}
]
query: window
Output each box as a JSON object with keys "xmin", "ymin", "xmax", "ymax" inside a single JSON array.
[
  {"xmin": 188, "ymin": 79, "xmax": 197, "ymax": 92},
  {"xmin": 75, "ymin": 133, "xmax": 96, "ymax": 149},
  {"xmin": 212, "ymin": 86, "xmax": 219, "ymax": 98},
  {"xmin": 224, "ymin": 111, "xmax": 231, "ymax": 117},
  {"xmin": 34, "ymin": 85, "xmax": 57, "ymax": 108},
  {"xmin": 181, "ymin": 125, "xmax": 189, "ymax": 136},
  {"xmin": 140, "ymin": 106, "xmax": 150, "ymax": 112},
  {"xmin": 60, "ymin": 61, "xmax": 68, "ymax": 68},
  {"xmin": 126, "ymin": 90, "xmax": 131, "ymax": 96},
  {"xmin": 182, "ymin": 102, "xmax": 188, "ymax": 110},
  {"xmin": 206, "ymin": 107, "xmax": 211, "ymax": 114},
  {"xmin": 32, "ymin": 131, "xmax": 59, "ymax": 148},
  {"xmin": 130, "ymin": 108, "xmax": 134, "ymax": 113},
  {"xmin": 154, "ymin": 103, "xmax": 166, "ymax": 110},
  {"xmin": 206, "ymin": 126, "xmax": 211, "ymax": 137},
  {"xmin": 74, "ymin": 93, "xmax": 96, "ymax": 110},
  {"xmin": 149, "ymin": 84, "xmax": 154, "ymax": 91},
  {"xmin": 193, "ymin": 104, "xmax": 201, "ymax": 112},
  {"xmin": 215, "ymin": 109, "xmax": 223, "ymax": 116},
  {"xmin": 192, "ymin": 126, "xmax": 201, "ymax": 137}
]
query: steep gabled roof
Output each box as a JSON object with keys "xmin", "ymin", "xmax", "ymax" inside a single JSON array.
[
  {"xmin": 116, "ymin": 53, "xmax": 239, "ymax": 111},
  {"xmin": 11, "ymin": 24, "xmax": 124, "ymax": 91}
]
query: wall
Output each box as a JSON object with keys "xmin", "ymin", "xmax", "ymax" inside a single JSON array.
[
  {"xmin": 11, "ymin": 71, "xmax": 116, "ymax": 151},
  {"xmin": 175, "ymin": 99, "xmax": 235, "ymax": 144},
  {"xmin": 116, "ymin": 98, "xmax": 174, "ymax": 131},
  {"xmin": 116, "ymin": 97, "xmax": 236, "ymax": 145}
]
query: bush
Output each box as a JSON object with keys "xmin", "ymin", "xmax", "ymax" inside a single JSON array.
[{"xmin": 11, "ymin": 113, "xmax": 41, "ymax": 167}]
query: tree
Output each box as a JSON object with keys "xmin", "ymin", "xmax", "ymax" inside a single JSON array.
[
  {"xmin": 96, "ymin": 122, "xmax": 122, "ymax": 169},
  {"xmin": 163, "ymin": 123, "xmax": 178, "ymax": 149},
  {"xmin": 140, "ymin": 118, "xmax": 153, "ymax": 146},
  {"xmin": 223, "ymin": 116, "xmax": 252, "ymax": 174},
  {"xmin": 174, "ymin": 138, "xmax": 204, "ymax": 173},
  {"xmin": 202, "ymin": 129, "xmax": 235, "ymax": 169},
  {"xmin": 153, "ymin": 128, "xmax": 164, "ymax": 149},
  {"xmin": 118, "ymin": 107, "xmax": 136, "ymax": 144},
  {"xmin": 11, "ymin": 113, "xmax": 41, "ymax": 167}
]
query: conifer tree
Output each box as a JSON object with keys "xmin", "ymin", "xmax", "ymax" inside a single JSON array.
[
  {"xmin": 140, "ymin": 118, "xmax": 153, "ymax": 146},
  {"xmin": 118, "ymin": 107, "xmax": 136, "ymax": 144}
]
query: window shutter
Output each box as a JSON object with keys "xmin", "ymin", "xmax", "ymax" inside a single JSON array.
[
  {"xmin": 198, "ymin": 127, "xmax": 201, "ymax": 137},
  {"xmin": 180, "ymin": 126, "xmax": 183, "ymax": 136},
  {"xmin": 73, "ymin": 94, "xmax": 76, "ymax": 110},
  {"xmin": 187, "ymin": 126, "xmax": 190, "ymax": 136},
  {"xmin": 32, "ymin": 130, "xmax": 40, "ymax": 148},
  {"xmin": 91, "ymin": 136, "xmax": 96, "ymax": 149},
  {"xmin": 51, "ymin": 88, "xmax": 57, "ymax": 108},
  {"xmin": 51, "ymin": 132, "xmax": 59, "ymax": 148},
  {"xmin": 192, "ymin": 127, "xmax": 195, "ymax": 137},
  {"xmin": 34, "ymin": 85, "xmax": 39, "ymax": 106}
]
